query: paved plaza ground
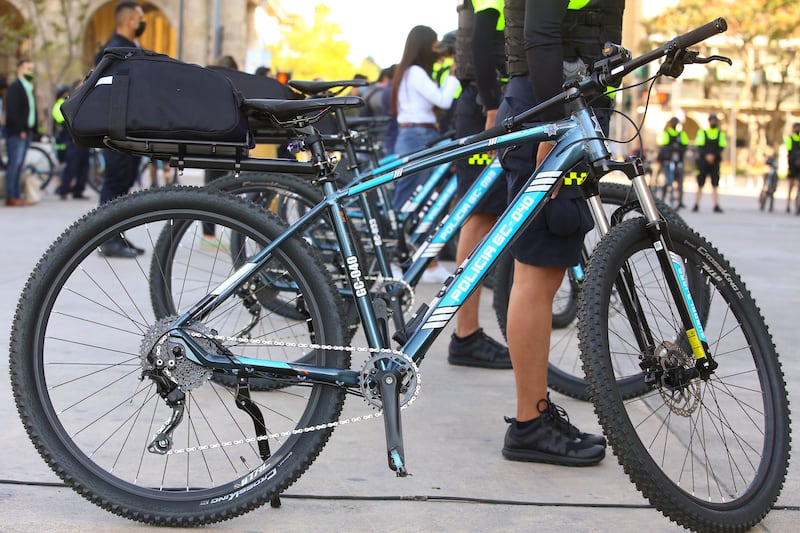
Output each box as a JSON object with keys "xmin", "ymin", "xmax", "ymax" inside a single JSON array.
[{"xmin": 1, "ymin": 174, "xmax": 798, "ymax": 532}]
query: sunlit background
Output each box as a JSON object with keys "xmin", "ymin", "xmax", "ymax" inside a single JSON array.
[{"xmin": 1, "ymin": 0, "xmax": 798, "ymax": 178}]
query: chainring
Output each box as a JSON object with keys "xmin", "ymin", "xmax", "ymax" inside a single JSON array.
[{"xmin": 360, "ymin": 353, "xmax": 420, "ymax": 410}]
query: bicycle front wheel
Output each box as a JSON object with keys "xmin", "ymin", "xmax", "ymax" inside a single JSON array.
[
  {"xmin": 493, "ymin": 182, "xmax": 689, "ymax": 400},
  {"xmin": 579, "ymin": 218, "xmax": 790, "ymax": 531},
  {"xmin": 10, "ymin": 188, "xmax": 350, "ymax": 526}
]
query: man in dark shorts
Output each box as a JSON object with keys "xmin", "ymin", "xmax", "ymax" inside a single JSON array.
[
  {"xmin": 497, "ymin": 0, "xmax": 624, "ymax": 467},
  {"xmin": 692, "ymin": 113, "xmax": 727, "ymax": 213},
  {"xmin": 448, "ymin": 0, "xmax": 511, "ymax": 369}
]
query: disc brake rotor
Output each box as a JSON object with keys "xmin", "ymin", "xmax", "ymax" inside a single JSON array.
[{"xmin": 655, "ymin": 340, "xmax": 701, "ymax": 416}]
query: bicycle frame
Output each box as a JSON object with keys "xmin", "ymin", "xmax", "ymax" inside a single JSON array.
[{"xmin": 163, "ymin": 24, "xmax": 727, "ymax": 472}]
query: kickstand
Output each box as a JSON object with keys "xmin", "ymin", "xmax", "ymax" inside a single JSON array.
[{"xmin": 235, "ymin": 378, "xmax": 282, "ymax": 508}]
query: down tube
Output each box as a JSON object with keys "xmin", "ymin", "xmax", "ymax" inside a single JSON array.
[
  {"xmin": 401, "ymin": 141, "xmax": 586, "ymax": 362},
  {"xmin": 410, "ymin": 156, "xmax": 503, "ymax": 261}
]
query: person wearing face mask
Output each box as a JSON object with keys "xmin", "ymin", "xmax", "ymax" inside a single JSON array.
[
  {"xmin": 95, "ymin": 1, "xmax": 147, "ymax": 257},
  {"xmin": 4, "ymin": 59, "xmax": 38, "ymax": 206}
]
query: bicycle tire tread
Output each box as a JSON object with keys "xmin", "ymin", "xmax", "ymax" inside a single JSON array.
[{"xmin": 578, "ymin": 218, "xmax": 790, "ymax": 531}]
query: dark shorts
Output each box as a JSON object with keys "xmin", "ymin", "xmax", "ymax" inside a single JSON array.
[
  {"xmin": 454, "ymin": 84, "xmax": 506, "ymax": 216},
  {"xmin": 696, "ymin": 160, "xmax": 721, "ymax": 187},
  {"xmin": 788, "ymin": 161, "xmax": 800, "ymax": 180},
  {"xmin": 497, "ymin": 77, "xmax": 593, "ymax": 268}
]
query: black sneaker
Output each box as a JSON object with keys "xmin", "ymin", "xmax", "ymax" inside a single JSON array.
[
  {"xmin": 99, "ymin": 237, "xmax": 138, "ymax": 258},
  {"xmin": 692, "ymin": 204, "xmax": 699, "ymax": 212},
  {"xmin": 502, "ymin": 397, "xmax": 606, "ymax": 466},
  {"xmin": 549, "ymin": 398, "xmax": 606, "ymax": 447},
  {"xmin": 713, "ymin": 205, "xmax": 724, "ymax": 213},
  {"xmin": 448, "ymin": 328, "xmax": 512, "ymax": 369},
  {"xmin": 121, "ymin": 235, "xmax": 145, "ymax": 255}
]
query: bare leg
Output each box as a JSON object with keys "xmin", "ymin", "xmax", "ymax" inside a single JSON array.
[
  {"xmin": 506, "ymin": 261, "xmax": 565, "ymax": 421},
  {"xmin": 694, "ymin": 183, "xmax": 704, "ymax": 209}
]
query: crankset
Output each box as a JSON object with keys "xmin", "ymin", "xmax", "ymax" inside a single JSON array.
[{"xmin": 360, "ymin": 353, "xmax": 420, "ymax": 476}]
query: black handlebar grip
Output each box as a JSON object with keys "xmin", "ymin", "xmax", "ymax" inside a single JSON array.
[{"xmin": 673, "ymin": 18, "xmax": 728, "ymax": 49}]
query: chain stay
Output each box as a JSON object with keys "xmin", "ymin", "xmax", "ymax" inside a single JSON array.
[{"xmin": 153, "ymin": 329, "xmax": 420, "ymax": 455}]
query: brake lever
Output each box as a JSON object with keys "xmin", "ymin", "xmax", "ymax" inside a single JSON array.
[
  {"xmin": 694, "ymin": 54, "xmax": 732, "ymax": 66},
  {"xmin": 660, "ymin": 49, "xmax": 733, "ymax": 79}
]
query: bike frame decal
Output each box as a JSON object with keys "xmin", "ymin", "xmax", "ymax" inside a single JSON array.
[
  {"xmin": 411, "ymin": 176, "xmax": 457, "ymax": 239},
  {"xmin": 571, "ymin": 263, "xmax": 585, "ymax": 282},
  {"xmin": 421, "ymin": 306, "xmax": 459, "ymax": 329},
  {"xmin": 426, "ymin": 171, "xmax": 562, "ymax": 315},
  {"xmin": 670, "ymin": 251, "xmax": 708, "ymax": 358},
  {"xmin": 412, "ymin": 157, "xmax": 504, "ymax": 261},
  {"xmin": 400, "ymin": 162, "xmax": 451, "ymax": 214}
]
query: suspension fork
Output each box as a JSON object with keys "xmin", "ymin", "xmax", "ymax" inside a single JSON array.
[
  {"xmin": 630, "ymin": 175, "xmax": 717, "ymax": 377},
  {"xmin": 585, "ymin": 156, "xmax": 666, "ymax": 357}
]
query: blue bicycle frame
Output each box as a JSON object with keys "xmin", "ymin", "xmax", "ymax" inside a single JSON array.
[{"xmin": 169, "ymin": 104, "xmax": 604, "ymax": 375}]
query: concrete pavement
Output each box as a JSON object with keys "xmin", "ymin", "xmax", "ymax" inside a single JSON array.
[{"xmin": 1, "ymin": 176, "xmax": 798, "ymax": 532}]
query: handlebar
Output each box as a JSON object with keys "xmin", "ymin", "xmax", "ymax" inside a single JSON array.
[
  {"xmin": 468, "ymin": 18, "xmax": 729, "ymax": 143},
  {"xmin": 673, "ymin": 18, "xmax": 727, "ymax": 51},
  {"xmin": 612, "ymin": 17, "xmax": 727, "ymax": 86}
]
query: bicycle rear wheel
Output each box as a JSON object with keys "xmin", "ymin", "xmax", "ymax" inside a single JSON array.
[
  {"xmin": 578, "ymin": 219, "xmax": 790, "ymax": 531},
  {"xmin": 10, "ymin": 188, "xmax": 350, "ymax": 526},
  {"xmin": 210, "ymin": 171, "xmax": 371, "ymax": 294},
  {"xmin": 25, "ymin": 144, "xmax": 56, "ymax": 189},
  {"xmin": 86, "ymin": 148, "xmax": 105, "ymax": 192}
]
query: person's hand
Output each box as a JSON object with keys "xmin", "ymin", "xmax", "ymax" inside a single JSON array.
[
  {"xmin": 20, "ymin": 131, "xmax": 27, "ymax": 139},
  {"xmin": 705, "ymin": 153, "xmax": 715, "ymax": 164}
]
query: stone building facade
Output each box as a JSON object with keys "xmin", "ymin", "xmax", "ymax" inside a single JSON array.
[{"xmin": 1, "ymin": 0, "xmax": 260, "ymax": 105}]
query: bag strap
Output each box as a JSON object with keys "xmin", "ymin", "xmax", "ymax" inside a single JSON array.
[{"xmin": 108, "ymin": 71, "xmax": 129, "ymax": 140}]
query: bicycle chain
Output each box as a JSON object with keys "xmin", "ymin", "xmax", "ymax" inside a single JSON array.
[{"xmin": 153, "ymin": 330, "xmax": 421, "ymax": 456}]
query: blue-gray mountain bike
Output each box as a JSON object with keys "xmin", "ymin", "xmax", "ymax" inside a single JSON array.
[{"xmin": 10, "ymin": 19, "xmax": 789, "ymax": 531}]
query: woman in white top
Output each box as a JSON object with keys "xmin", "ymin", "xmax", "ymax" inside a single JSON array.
[{"xmin": 389, "ymin": 25, "xmax": 460, "ymax": 210}]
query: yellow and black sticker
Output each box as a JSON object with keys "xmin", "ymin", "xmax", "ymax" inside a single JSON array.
[
  {"xmin": 562, "ymin": 171, "xmax": 587, "ymax": 185},
  {"xmin": 686, "ymin": 328, "xmax": 705, "ymax": 359},
  {"xmin": 468, "ymin": 153, "xmax": 492, "ymax": 166}
]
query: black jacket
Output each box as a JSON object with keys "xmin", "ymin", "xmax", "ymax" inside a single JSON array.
[
  {"xmin": 95, "ymin": 32, "xmax": 138, "ymax": 65},
  {"xmin": 5, "ymin": 78, "xmax": 37, "ymax": 137}
]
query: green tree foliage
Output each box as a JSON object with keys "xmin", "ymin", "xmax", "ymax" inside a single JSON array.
[
  {"xmin": 271, "ymin": 5, "xmax": 379, "ymax": 82},
  {"xmin": 644, "ymin": 0, "xmax": 800, "ymax": 149},
  {"xmin": 644, "ymin": 0, "xmax": 800, "ymax": 42},
  {"xmin": 6, "ymin": 0, "xmax": 91, "ymax": 129},
  {"xmin": 0, "ymin": 13, "xmax": 34, "ymax": 57}
]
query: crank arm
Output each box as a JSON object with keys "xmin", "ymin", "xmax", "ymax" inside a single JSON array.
[{"xmin": 376, "ymin": 367, "xmax": 408, "ymax": 476}]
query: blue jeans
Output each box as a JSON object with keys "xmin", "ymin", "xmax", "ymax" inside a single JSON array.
[
  {"xmin": 392, "ymin": 126, "xmax": 439, "ymax": 210},
  {"xmin": 5, "ymin": 134, "xmax": 31, "ymax": 200}
]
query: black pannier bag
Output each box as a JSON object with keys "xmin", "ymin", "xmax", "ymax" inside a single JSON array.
[
  {"xmin": 61, "ymin": 47, "xmax": 251, "ymax": 157},
  {"xmin": 206, "ymin": 65, "xmax": 300, "ymax": 144}
]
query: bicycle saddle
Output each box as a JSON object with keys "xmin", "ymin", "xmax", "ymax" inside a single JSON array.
[
  {"xmin": 289, "ymin": 79, "xmax": 368, "ymax": 96},
  {"xmin": 242, "ymin": 96, "xmax": 363, "ymax": 126}
]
